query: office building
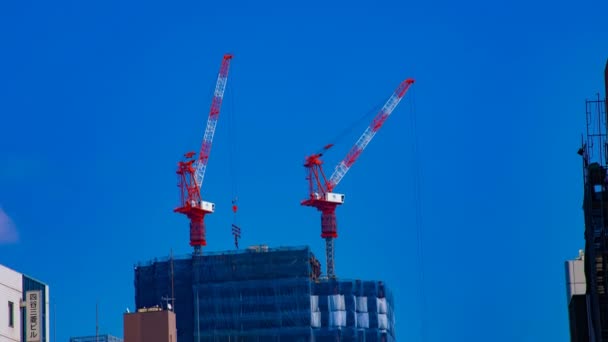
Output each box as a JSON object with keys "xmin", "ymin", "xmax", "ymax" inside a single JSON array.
[
  {"xmin": 0, "ymin": 264, "xmax": 50, "ymax": 342},
  {"xmin": 573, "ymin": 59, "xmax": 608, "ymax": 341}
]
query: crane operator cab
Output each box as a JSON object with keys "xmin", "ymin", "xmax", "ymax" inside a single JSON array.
[
  {"xmin": 325, "ymin": 192, "xmax": 345, "ymax": 204},
  {"xmin": 190, "ymin": 200, "xmax": 216, "ymax": 213}
]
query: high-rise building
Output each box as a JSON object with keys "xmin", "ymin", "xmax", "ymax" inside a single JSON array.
[
  {"xmin": 124, "ymin": 307, "xmax": 176, "ymax": 342},
  {"xmin": 134, "ymin": 246, "xmax": 395, "ymax": 342},
  {"xmin": 0, "ymin": 264, "xmax": 50, "ymax": 342},
  {"xmin": 69, "ymin": 335, "xmax": 123, "ymax": 342},
  {"xmin": 574, "ymin": 58, "xmax": 608, "ymax": 342}
]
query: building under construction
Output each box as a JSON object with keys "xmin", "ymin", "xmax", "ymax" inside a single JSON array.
[
  {"xmin": 570, "ymin": 60, "xmax": 608, "ymax": 342},
  {"xmin": 134, "ymin": 246, "xmax": 395, "ymax": 342},
  {"xmin": 153, "ymin": 54, "xmax": 408, "ymax": 341}
]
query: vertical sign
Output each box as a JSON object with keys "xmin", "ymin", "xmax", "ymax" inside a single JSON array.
[{"xmin": 26, "ymin": 290, "xmax": 41, "ymax": 342}]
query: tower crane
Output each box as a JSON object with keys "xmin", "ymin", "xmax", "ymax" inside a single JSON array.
[
  {"xmin": 175, "ymin": 53, "xmax": 233, "ymax": 255},
  {"xmin": 301, "ymin": 78, "xmax": 414, "ymax": 278}
]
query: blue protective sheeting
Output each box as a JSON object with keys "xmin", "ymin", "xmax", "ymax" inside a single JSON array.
[{"xmin": 134, "ymin": 246, "xmax": 395, "ymax": 342}]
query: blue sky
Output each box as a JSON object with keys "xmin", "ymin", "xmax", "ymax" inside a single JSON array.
[{"xmin": 1, "ymin": 0, "xmax": 607, "ymax": 341}]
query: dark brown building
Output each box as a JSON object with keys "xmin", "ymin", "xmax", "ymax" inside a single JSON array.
[{"xmin": 124, "ymin": 307, "xmax": 177, "ymax": 342}]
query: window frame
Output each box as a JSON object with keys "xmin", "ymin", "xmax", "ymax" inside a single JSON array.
[{"xmin": 8, "ymin": 300, "xmax": 14, "ymax": 327}]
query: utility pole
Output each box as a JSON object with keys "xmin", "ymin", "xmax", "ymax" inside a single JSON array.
[{"xmin": 53, "ymin": 302, "xmax": 56, "ymax": 342}]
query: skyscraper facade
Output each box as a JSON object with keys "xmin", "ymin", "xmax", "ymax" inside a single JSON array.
[{"xmin": 572, "ymin": 59, "xmax": 608, "ymax": 342}]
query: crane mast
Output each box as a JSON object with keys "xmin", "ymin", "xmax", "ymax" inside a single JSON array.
[
  {"xmin": 175, "ymin": 53, "xmax": 233, "ymax": 255},
  {"xmin": 302, "ymin": 78, "xmax": 414, "ymax": 278}
]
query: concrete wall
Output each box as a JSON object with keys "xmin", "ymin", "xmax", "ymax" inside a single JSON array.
[
  {"xmin": 565, "ymin": 256, "xmax": 586, "ymax": 304},
  {"xmin": 0, "ymin": 264, "xmax": 22, "ymax": 342}
]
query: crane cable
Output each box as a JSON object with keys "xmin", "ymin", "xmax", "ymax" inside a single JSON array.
[
  {"xmin": 227, "ymin": 80, "xmax": 241, "ymax": 249},
  {"xmin": 315, "ymin": 101, "xmax": 383, "ymax": 156},
  {"xmin": 408, "ymin": 86, "xmax": 427, "ymax": 342}
]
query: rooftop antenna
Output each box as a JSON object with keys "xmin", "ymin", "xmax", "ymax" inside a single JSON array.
[
  {"xmin": 170, "ymin": 249, "xmax": 175, "ymax": 310},
  {"xmin": 161, "ymin": 296, "xmax": 175, "ymax": 311}
]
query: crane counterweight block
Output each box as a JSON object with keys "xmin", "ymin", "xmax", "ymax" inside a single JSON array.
[
  {"xmin": 321, "ymin": 209, "xmax": 338, "ymax": 238},
  {"xmin": 189, "ymin": 214, "xmax": 207, "ymax": 247}
]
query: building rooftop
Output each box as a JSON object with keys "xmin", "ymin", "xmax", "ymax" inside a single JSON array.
[{"xmin": 69, "ymin": 335, "xmax": 123, "ymax": 342}]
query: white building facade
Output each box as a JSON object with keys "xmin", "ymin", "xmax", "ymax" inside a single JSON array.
[{"xmin": 0, "ymin": 264, "xmax": 50, "ymax": 342}]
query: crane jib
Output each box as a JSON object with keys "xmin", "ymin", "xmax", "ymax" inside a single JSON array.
[
  {"xmin": 194, "ymin": 55, "xmax": 233, "ymax": 193},
  {"xmin": 327, "ymin": 78, "xmax": 414, "ymax": 188}
]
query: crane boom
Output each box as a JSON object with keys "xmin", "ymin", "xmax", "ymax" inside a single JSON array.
[
  {"xmin": 328, "ymin": 78, "xmax": 414, "ymax": 190},
  {"xmin": 194, "ymin": 53, "xmax": 233, "ymax": 190}
]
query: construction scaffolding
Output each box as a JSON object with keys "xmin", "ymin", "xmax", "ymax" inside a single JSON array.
[
  {"xmin": 136, "ymin": 247, "xmax": 315, "ymax": 342},
  {"xmin": 134, "ymin": 246, "xmax": 395, "ymax": 342},
  {"xmin": 312, "ymin": 279, "xmax": 395, "ymax": 342}
]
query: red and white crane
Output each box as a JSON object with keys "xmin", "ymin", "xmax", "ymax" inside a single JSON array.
[
  {"xmin": 175, "ymin": 53, "xmax": 233, "ymax": 255},
  {"xmin": 301, "ymin": 78, "xmax": 415, "ymax": 278}
]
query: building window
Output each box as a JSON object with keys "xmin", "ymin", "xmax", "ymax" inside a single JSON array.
[{"xmin": 8, "ymin": 301, "xmax": 14, "ymax": 327}]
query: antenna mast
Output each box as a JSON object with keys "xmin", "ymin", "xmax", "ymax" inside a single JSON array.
[
  {"xmin": 95, "ymin": 302, "xmax": 99, "ymax": 342},
  {"xmin": 170, "ymin": 249, "xmax": 175, "ymax": 310}
]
